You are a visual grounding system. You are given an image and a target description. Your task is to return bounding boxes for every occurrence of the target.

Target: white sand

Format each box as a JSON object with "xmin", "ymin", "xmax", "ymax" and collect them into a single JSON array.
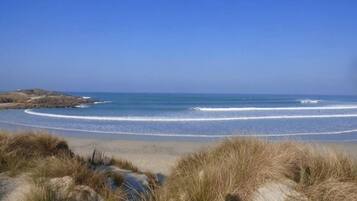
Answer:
[
  {"xmin": 64, "ymin": 137, "xmax": 357, "ymax": 175},
  {"xmin": 66, "ymin": 137, "xmax": 213, "ymax": 174}
]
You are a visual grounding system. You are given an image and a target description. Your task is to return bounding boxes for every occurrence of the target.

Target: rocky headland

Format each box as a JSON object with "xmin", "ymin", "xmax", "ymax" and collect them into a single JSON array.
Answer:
[{"xmin": 0, "ymin": 89, "xmax": 93, "ymax": 109}]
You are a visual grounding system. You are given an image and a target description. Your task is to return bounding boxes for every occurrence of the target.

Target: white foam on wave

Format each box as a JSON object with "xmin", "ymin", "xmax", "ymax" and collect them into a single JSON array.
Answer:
[
  {"xmin": 1, "ymin": 120, "xmax": 357, "ymax": 138},
  {"xmin": 75, "ymin": 104, "xmax": 90, "ymax": 108},
  {"xmin": 193, "ymin": 105, "xmax": 357, "ymax": 112},
  {"xmin": 82, "ymin": 96, "xmax": 91, "ymax": 99},
  {"xmin": 94, "ymin": 101, "xmax": 112, "ymax": 104},
  {"xmin": 24, "ymin": 109, "xmax": 357, "ymax": 122},
  {"xmin": 299, "ymin": 99, "xmax": 320, "ymax": 104}
]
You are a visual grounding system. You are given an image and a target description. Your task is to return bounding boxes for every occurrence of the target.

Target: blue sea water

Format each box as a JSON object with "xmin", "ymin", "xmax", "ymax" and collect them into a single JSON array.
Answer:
[{"xmin": 1, "ymin": 93, "xmax": 357, "ymax": 142}]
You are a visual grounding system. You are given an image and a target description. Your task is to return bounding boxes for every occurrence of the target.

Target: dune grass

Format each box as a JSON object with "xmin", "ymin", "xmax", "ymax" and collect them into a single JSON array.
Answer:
[
  {"xmin": 1, "ymin": 131, "xmax": 356, "ymax": 201},
  {"xmin": 88, "ymin": 149, "xmax": 159, "ymax": 189},
  {"xmin": 0, "ymin": 131, "xmax": 151, "ymax": 201},
  {"xmin": 152, "ymin": 138, "xmax": 357, "ymax": 201},
  {"xmin": 24, "ymin": 182, "xmax": 71, "ymax": 201},
  {"xmin": 296, "ymin": 147, "xmax": 357, "ymax": 201},
  {"xmin": 0, "ymin": 131, "xmax": 72, "ymax": 175},
  {"xmin": 30, "ymin": 156, "xmax": 120, "ymax": 198}
]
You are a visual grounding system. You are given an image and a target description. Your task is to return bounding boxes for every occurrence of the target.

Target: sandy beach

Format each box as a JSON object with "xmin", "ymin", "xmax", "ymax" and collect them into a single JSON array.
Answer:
[
  {"xmin": 64, "ymin": 136, "xmax": 357, "ymax": 174},
  {"xmin": 65, "ymin": 137, "xmax": 214, "ymax": 174}
]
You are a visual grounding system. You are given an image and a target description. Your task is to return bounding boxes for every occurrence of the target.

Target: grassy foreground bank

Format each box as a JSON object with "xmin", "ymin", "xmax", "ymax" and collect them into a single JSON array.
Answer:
[{"xmin": 0, "ymin": 131, "xmax": 356, "ymax": 201}]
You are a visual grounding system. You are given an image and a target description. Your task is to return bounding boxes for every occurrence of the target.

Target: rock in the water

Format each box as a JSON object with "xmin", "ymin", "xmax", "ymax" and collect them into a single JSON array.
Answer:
[{"xmin": 252, "ymin": 180, "xmax": 307, "ymax": 201}]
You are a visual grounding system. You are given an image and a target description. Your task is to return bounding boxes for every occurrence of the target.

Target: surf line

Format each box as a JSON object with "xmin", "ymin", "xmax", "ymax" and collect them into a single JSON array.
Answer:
[
  {"xmin": 194, "ymin": 105, "xmax": 357, "ymax": 112},
  {"xmin": 1, "ymin": 120, "xmax": 357, "ymax": 138},
  {"xmin": 24, "ymin": 109, "xmax": 357, "ymax": 122}
]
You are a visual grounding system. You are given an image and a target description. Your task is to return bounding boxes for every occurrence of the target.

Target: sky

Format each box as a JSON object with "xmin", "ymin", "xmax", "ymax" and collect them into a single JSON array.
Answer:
[{"xmin": 0, "ymin": 0, "xmax": 357, "ymax": 95}]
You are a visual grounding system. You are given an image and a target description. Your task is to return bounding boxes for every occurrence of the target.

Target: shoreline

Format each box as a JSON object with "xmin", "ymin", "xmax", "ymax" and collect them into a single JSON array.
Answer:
[{"xmin": 1, "ymin": 118, "xmax": 357, "ymax": 142}]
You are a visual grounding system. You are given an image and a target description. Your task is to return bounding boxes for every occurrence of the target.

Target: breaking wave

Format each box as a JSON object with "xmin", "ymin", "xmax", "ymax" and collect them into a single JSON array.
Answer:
[
  {"xmin": 94, "ymin": 101, "xmax": 112, "ymax": 104},
  {"xmin": 75, "ymin": 104, "xmax": 90, "ymax": 108},
  {"xmin": 299, "ymin": 99, "xmax": 320, "ymax": 104},
  {"xmin": 193, "ymin": 105, "xmax": 357, "ymax": 112},
  {"xmin": 24, "ymin": 109, "xmax": 357, "ymax": 122}
]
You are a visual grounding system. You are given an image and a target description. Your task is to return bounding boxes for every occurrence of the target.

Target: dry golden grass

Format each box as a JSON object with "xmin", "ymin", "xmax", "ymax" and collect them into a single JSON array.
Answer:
[
  {"xmin": 30, "ymin": 156, "xmax": 127, "ymax": 201},
  {"xmin": 110, "ymin": 157, "xmax": 159, "ymax": 189},
  {"xmin": 2, "ymin": 131, "xmax": 356, "ymax": 201},
  {"xmin": 0, "ymin": 131, "xmax": 72, "ymax": 175},
  {"xmin": 87, "ymin": 149, "xmax": 159, "ymax": 189},
  {"xmin": 24, "ymin": 177, "xmax": 124, "ymax": 201},
  {"xmin": 0, "ymin": 131, "xmax": 71, "ymax": 157},
  {"xmin": 87, "ymin": 149, "xmax": 139, "ymax": 172},
  {"xmin": 152, "ymin": 138, "xmax": 357, "ymax": 201},
  {"xmin": 295, "ymin": 147, "xmax": 357, "ymax": 201},
  {"xmin": 111, "ymin": 158, "xmax": 140, "ymax": 172},
  {"xmin": 24, "ymin": 181, "xmax": 72, "ymax": 201},
  {"xmin": 0, "ymin": 131, "xmax": 150, "ymax": 201}
]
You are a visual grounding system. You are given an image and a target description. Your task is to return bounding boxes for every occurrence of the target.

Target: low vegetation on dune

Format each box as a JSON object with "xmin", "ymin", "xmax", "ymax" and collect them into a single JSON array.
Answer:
[
  {"xmin": 0, "ymin": 131, "xmax": 72, "ymax": 175},
  {"xmin": 1, "ymin": 131, "xmax": 356, "ymax": 201},
  {"xmin": 0, "ymin": 131, "xmax": 158, "ymax": 201},
  {"xmin": 152, "ymin": 138, "xmax": 357, "ymax": 201}
]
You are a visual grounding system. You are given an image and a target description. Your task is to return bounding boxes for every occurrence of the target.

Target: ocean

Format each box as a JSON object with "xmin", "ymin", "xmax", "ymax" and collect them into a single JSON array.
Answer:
[{"xmin": 1, "ymin": 93, "xmax": 357, "ymax": 142}]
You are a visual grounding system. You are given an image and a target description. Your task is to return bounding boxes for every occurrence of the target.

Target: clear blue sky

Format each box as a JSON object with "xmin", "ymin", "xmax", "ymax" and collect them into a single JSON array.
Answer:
[{"xmin": 1, "ymin": 0, "xmax": 356, "ymax": 95}]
